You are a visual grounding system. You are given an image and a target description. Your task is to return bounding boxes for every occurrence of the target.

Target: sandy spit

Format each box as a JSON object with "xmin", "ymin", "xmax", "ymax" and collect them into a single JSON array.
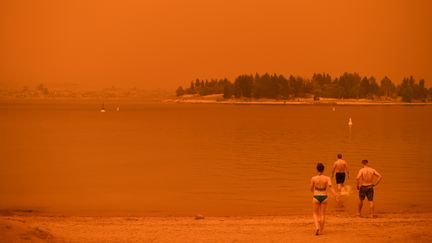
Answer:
[
  {"xmin": 163, "ymin": 99, "xmax": 432, "ymax": 106},
  {"xmin": 1, "ymin": 213, "xmax": 431, "ymax": 242}
]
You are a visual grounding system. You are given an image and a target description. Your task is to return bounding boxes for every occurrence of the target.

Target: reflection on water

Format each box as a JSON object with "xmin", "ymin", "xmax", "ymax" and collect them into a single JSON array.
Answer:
[{"xmin": 0, "ymin": 102, "xmax": 431, "ymax": 216}]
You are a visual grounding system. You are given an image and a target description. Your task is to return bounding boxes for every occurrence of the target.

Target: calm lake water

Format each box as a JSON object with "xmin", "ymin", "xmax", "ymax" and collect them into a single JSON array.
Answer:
[{"xmin": 1, "ymin": 102, "xmax": 431, "ymax": 216}]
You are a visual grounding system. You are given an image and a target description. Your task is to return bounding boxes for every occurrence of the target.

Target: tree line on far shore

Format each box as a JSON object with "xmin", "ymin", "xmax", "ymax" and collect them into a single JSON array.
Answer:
[{"xmin": 176, "ymin": 73, "xmax": 431, "ymax": 102}]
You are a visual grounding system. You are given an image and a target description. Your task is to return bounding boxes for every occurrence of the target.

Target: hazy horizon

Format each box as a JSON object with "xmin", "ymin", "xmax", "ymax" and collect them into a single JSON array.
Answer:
[{"xmin": 1, "ymin": 0, "xmax": 431, "ymax": 90}]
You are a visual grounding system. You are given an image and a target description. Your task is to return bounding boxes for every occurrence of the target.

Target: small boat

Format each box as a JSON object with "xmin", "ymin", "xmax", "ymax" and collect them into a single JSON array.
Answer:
[
  {"xmin": 348, "ymin": 117, "xmax": 353, "ymax": 126},
  {"xmin": 100, "ymin": 104, "xmax": 106, "ymax": 113}
]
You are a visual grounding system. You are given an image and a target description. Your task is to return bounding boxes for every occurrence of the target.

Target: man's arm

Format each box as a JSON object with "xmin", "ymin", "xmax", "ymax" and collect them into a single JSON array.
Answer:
[
  {"xmin": 331, "ymin": 162, "xmax": 336, "ymax": 178},
  {"xmin": 356, "ymin": 169, "xmax": 362, "ymax": 190},
  {"xmin": 373, "ymin": 170, "xmax": 383, "ymax": 186}
]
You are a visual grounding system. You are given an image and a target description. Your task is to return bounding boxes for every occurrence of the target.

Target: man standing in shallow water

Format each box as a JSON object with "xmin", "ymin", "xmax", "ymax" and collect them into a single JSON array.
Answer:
[
  {"xmin": 332, "ymin": 154, "xmax": 349, "ymax": 194},
  {"xmin": 356, "ymin": 159, "xmax": 383, "ymax": 217}
]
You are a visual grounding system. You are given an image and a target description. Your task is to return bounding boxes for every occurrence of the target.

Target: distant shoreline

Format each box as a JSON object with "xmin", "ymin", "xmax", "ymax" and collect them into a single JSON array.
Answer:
[
  {"xmin": 164, "ymin": 95, "xmax": 432, "ymax": 106},
  {"xmin": 1, "ymin": 97, "xmax": 431, "ymax": 106}
]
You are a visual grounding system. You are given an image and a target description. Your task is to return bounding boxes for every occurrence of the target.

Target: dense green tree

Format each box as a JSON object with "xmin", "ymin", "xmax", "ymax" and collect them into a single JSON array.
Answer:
[
  {"xmin": 310, "ymin": 73, "xmax": 333, "ymax": 97},
  {"xmin": 336, "ymin": 73, "xmax": 361, "ymax": 98},
  {"xmin": 176, "ymin": 86, "xmax": 185, "ymax": 97},
  {"xmin": 36, "ymin": 83, "xmax": 49, "ymax": 96},
  {"xmin": 253, "ymin": 73, "xmax": 274, "ymax": 98},
  {"xmin": 234, "ymin": 74, "xmax": 253, "ymax": 98},
  {"xmin": 398, "ymin": 76, "xmax": 415, "ymax": 102},
  {"xmin": 359, "ymin": 77, "xmax": 370, "ymax": 98},
  {"xmin": 380, "ymin": 76, "xmax": 395, "ymax": 97},
  {"xmin": 309, "ymin": 73, "xmax": 324, "ymax": 97},
  {"xmin": 176, "ymin": 73, "xmax": 429, "ymax": 102},
  {"xmin": 189, "ymin": 81, "xmax": 196, "ymax": 94},
  {"xmin": 369, "ymin": 77, "xmax": 380, "ymax": 98},
  {"xmin": 223, "ymin": 81, "xmax": 234, "ymax": 98},
  {"xmin": 415, "ymin": 79, "xmax": 428, "ymax": 100},
  {"xmin": 278, "ymin": 74, "xmax": 289, "ymax": 99},
  {"xmin": 195, "ymin": 79, "xmax": 200, "ymax": 89}
]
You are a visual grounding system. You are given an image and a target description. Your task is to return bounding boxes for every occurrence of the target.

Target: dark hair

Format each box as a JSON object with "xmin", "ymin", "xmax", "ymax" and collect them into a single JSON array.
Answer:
[
  {"xmin": 316, "ymin": 163, "xmax": 325, "ymax": 172},
  {"xmin": 337, "ymin": 154, "xmax": 342, "ymax": 159},
  {"xmin": 362, "ymin": 159, "xmax": 368, "ymax": 164}
]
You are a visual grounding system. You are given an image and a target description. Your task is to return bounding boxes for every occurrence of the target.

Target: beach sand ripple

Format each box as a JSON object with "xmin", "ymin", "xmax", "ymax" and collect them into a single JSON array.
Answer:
[{"xmin": 1, "ymin": 213, "xmax": 431, "ymax": 242}]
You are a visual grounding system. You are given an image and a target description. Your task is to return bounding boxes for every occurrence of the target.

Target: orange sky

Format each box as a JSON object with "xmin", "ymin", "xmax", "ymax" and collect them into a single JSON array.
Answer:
[{"xmin": 1, "ymin": 0, "xmax": 431, "ymax": 89}]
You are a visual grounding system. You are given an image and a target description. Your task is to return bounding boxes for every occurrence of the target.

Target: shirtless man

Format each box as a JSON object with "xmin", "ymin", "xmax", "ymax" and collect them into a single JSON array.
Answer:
[
  {"xmin": 356, "ymin": 159, "xmax": 383, "ymax": 217},
  {"xmin": 331, "ymin": 154, "xmax": 349, "ymax": 193}
]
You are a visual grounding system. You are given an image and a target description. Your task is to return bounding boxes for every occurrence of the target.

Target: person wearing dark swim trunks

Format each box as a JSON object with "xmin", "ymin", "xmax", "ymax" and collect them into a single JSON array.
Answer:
[
  {"xmin": 310, "ymin": 163, "xmax": 338, "ymax": 235},
  {"xmin": 359, "ymin": 185, "xmax": 374, "ymax": 201},
  {"xmin": 356, "ymin": 159, "xmax": 382, "ymax": 217},
  {"xmin": 335, "ymin": 172, "xmax": 345, "ymax": 184},
  {"xmin": 331, "ymin": 154, "xmax": 349, "ymax": 194}
]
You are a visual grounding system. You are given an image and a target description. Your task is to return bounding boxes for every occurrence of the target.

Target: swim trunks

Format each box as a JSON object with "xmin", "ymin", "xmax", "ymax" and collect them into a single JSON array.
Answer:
[
  {"xmin": 359, "ymin": 185, "xmax": 374, "ymax": 201},
  {"xmin": 313, "ymin": 195, "xmax": 328, "ymax": 203},
  {"xmin": 335, "ymin": 172, "xmax": 346, "ymax": 184}
]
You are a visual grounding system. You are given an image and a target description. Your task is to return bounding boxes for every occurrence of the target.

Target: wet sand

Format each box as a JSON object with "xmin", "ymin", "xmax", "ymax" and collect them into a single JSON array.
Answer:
[{"xmin": 1, "ymin": 212, "xmax": 431, "ymax": 242}]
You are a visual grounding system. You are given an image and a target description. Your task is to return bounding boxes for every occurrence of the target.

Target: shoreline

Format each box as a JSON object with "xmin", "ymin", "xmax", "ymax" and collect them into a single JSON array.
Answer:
[
  {"xmin": 1, "ymin": 98, "xmax": 431, "ymax": 106},
  {"xmin": 164, "ymin": 96, "xmax": 432, "ymax": 106},
  {"xmin": 1, "ymin": 212, "xmax": 431, "ymax": 242}
]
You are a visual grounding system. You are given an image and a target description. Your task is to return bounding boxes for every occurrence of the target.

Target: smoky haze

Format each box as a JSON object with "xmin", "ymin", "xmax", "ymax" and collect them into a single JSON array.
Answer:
[{"xmin": 1, "ymin": 0, "xmax": 431, "ymax": 90}]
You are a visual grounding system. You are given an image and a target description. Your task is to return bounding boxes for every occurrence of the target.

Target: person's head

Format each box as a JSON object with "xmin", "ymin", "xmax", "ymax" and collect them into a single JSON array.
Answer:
[
  {"xmin": 337, "ymin": 154, "xmax": 342, "ymax": 159},
  {"xmin": 316, "ymin": 162, "xmax": 325, "ymax": 173},
  {"xmin": 362, "ymin": 159, "xmax": 368, "ymax": 165}
]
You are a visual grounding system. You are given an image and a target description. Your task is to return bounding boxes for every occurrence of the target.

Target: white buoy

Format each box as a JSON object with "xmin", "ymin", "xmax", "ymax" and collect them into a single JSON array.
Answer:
[
  {"xmin": 100, "ymin": 104, "xmax": 106, "ymax": 112},
  {"xmin": 116, "ymin": 107, "xmax": 120, "ymax": 112},
  {"xmin": 348, "ymin": 117, "xmax": 353, "ymax": 126},
  {"xmin": 332, "ymin": 107, "xmax": 336, "ymax": 112}
]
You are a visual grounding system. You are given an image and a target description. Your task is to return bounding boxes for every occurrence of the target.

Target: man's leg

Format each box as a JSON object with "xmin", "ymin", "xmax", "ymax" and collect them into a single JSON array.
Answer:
[
  {"xmin": 340, "ymin": 183, "xmax": 346, "ymax": 195},
  {"xmin": 367, "ymin": 187, "xmax": 375, "ymax": 217},
  {"xmin": 335, "ymin": 174, "xmax": 341, "ymax": 192},
  {"xmin": 358, "ymin": 187, "xmax": 366, "ymax": 216},
  {"xmin": 369, "ymin": 201, "xmax": 374, "ymax": 217},
  {"xmin": 340, "ymin": 173, "xmax": 346, "ymax": 193},
  {"xmin": 357, "ymin": 199, "xmax": 363, "ymax": 216}
]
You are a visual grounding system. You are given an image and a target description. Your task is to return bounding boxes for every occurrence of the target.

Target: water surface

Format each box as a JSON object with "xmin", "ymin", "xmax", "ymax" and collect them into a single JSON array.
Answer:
[{"xmin": 0, "ymin": 102, "xmax": 431, "ymax": 216}]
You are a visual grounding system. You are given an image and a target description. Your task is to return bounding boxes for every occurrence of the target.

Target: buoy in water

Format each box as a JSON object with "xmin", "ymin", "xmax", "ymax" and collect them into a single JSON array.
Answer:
[
  {"xmin": 332, "ymin": 107, "xmax": 336, "ymax": 112},
  {"xmin": 348, "ymin": 117, "xmax": 353, "ymax": 126}
]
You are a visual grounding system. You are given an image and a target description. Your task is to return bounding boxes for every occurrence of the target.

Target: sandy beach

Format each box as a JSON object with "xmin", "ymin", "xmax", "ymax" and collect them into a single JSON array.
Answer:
[{"xmin": 1, "ymin": 211, "xmax": 431, "ymax": 243}]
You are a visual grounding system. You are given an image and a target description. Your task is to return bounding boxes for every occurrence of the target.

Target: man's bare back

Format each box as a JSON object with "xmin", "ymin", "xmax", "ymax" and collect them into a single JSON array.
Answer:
[
  {"xmin": 332, "ymin": 154, "xmax": 349, "ymax": 190},
  {"xmin": 333, "ymin": 159, "xmax": 348, "ymax": 173},
  {"xmin": 357, "ymin": 167, "xmax": 381, "ymax": 186},
  {"xmin": 356, "ymin": 160, "xmax": 383, "ymax": 217}
]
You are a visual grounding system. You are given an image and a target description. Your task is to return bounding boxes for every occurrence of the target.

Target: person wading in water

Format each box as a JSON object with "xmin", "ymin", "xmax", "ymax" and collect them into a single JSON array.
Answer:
[
  {"xmin": 356, "ymin": 159, "xmax": 383, "ymax": 218},
  {"xmin": 332, "ymin": 153, "xmax": 349, "ymax": 194}
]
